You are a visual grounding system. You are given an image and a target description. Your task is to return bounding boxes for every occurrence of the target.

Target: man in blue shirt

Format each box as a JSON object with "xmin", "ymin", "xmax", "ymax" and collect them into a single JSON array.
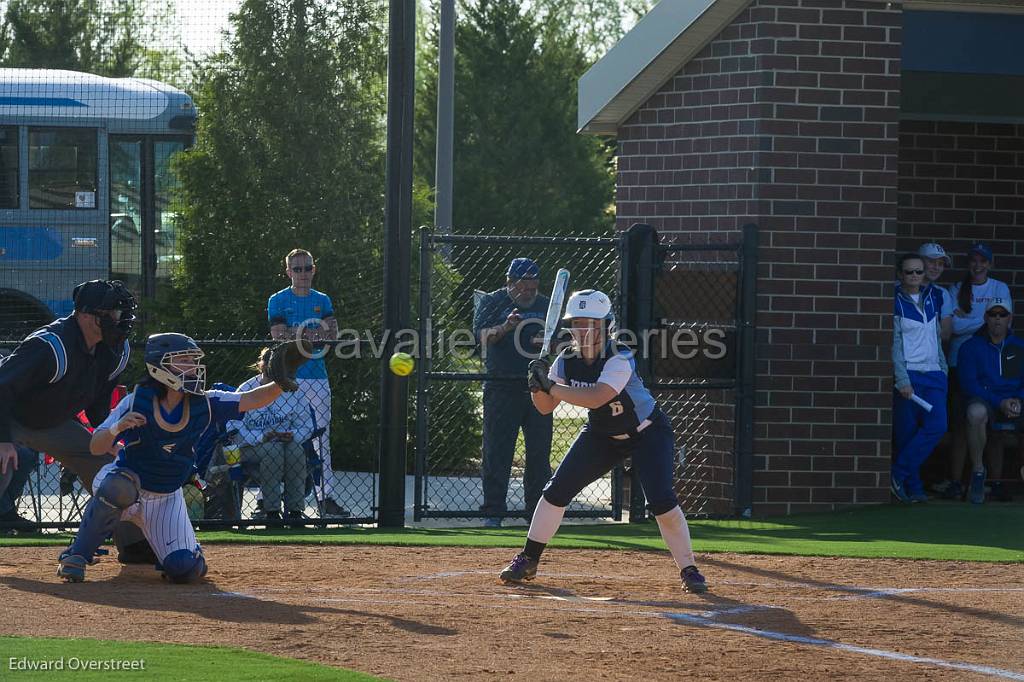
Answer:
[
  {"xmin": 473, "ymin": 258, "xmax": 554, "ymax": 527},
  {"xmin": 268, "ymin": 249, "xmax": 346, "ymax": 517},
  {"xmin": 956, "ymin": 297, "xmax": 1024, "ymax": 504}
]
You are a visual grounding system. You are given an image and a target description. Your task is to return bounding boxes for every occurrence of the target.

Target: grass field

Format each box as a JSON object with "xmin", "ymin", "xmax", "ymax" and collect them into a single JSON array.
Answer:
[
  {"xmin": 0, "ymin": 637, "xmax": 383, "ymax": 681},
  {"xmin": 4, "ymin": 502, "xmax": 1022, "ymax": 562}
]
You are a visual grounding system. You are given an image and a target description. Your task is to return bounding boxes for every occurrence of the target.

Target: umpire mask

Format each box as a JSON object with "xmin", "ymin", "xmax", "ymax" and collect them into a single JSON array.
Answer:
[{"xmin": 73, "ymin": 280, "xmax": 137, "ymax": 346}]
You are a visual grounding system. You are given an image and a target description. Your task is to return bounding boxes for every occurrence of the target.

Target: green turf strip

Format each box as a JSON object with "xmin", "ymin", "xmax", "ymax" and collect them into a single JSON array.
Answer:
[
  {"xmin": 0, "ymin": 636, "xmax": 383, "ymax": 681},
  {"xmin": 3, "ymin": 502, "xmax": 1021, "ymax": 562}
]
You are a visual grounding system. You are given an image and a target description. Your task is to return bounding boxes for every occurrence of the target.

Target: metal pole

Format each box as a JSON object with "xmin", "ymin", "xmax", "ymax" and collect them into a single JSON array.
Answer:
[
  {"xmin": 378, "ymin": 0, "xmax": 416, "ymax": 528},
  {"xmin": 434, "ymin": 0, "xmax": 455, "ymax": 230},
  {"xmin": 414, "ymin": 227, "xmax": 433, "ymax": 521},
  {"xmin": 734, "ymin": 223, "xmax": 758, "ymax": 518}
]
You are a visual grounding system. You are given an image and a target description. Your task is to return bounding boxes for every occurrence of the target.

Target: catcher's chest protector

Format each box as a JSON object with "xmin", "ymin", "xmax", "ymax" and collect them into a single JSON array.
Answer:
[{"xmin": 119, "ymin": 385, "xmax": 213, "ymax": 493}]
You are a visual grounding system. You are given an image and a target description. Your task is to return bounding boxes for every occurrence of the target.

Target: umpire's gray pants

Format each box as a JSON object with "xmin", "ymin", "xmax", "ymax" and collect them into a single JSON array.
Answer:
[
  {"xmin": 10, "ymin": 419, "xmax": 147, "ymax": 546},
  {"xmin": 10, "ymin": 419, "xmax": 112, "ymax": 489},
  {"xmin": 241, "ymin": 441, "xmax": 307, "ymax": 513}
]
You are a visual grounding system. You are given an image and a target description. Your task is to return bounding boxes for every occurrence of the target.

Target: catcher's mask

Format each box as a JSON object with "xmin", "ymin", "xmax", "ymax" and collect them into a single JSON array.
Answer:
[{"xmin": 145, "ymin": 333, "xmax": 206, "ymax": 395}]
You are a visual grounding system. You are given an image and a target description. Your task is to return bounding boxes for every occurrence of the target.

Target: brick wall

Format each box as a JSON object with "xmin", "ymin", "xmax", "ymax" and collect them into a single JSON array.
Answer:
[
  {"xmin": 897, "ymin": 121, "xmax": 1024, "ymax": 305},
  {"xmin": 615, "ymin": 0, "xmax": 901, "ymax": 514}
]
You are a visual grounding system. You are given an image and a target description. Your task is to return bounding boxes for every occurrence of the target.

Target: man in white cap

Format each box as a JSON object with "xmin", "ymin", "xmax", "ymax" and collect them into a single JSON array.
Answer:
[{"xmin": 956, "ymin": 297, "xmax": 1023, "ymax": 503}]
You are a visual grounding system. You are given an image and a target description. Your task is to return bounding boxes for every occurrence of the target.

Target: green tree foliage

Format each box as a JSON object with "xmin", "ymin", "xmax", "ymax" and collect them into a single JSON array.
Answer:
[
  {"xmin": 0, "ymin": 0, "xmax": 179, "ymax": 79},
  {"xmin": 415, "ymin": 0, "xmax": 615, "ymax": 235},
  {"xmin": 170, "ymin": 0, "xmax": 386, "ymax": 335}
]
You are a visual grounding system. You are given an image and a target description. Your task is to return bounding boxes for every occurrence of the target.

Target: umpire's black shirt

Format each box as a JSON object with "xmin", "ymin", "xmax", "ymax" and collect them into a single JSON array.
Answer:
[{"xmin": 0, "ymin": 315, "xmax": 129, "ymax": 441}]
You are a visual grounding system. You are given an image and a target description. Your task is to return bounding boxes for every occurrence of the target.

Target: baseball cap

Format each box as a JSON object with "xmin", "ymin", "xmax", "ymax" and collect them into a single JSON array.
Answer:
[
  {"xmin": 506, "ymin": 257, "xmax": 540, "ymax": 281},
  {"xmin": 985, "ymin": 297, "xmax": 1012, "ymax": 315},
  {"xmin": 918, "ymin": 242, "xmax": 951, "ymax": 266},
  {"xmin": 969, "ymin": 242, "xmax": 994, "ymax": 262}
]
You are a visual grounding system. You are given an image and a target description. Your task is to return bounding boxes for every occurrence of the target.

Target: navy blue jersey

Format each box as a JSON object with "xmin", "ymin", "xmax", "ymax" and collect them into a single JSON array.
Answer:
[
  {"xmin": 550, "ymin": 341, "xmax": 657, "ymax": 437},
  {"xmin": 99, "ymin": 386, "xmax": 243, "ymax": 493}
]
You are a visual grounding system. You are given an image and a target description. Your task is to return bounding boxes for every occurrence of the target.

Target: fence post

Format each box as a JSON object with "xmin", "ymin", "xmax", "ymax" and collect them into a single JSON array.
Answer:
[
  {"xmin": 378, "ymin": 0, "xmax": 416, "ymax": 528},
  {"xmin": 734, "ymin": 223, "xmax": 758, "ymax": 518},
  {"xmin": 414, "ymin": 227, "xmax": 433, "ymax": 521},
  {"xmin": 622, "ymin": 223, "xmax": 659, "ymax": 523}
]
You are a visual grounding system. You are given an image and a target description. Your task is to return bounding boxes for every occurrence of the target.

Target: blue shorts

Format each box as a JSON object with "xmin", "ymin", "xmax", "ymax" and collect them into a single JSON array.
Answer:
[{"xmin": 543, "ymin": 410, "xmax": 679, "ymax": 515}]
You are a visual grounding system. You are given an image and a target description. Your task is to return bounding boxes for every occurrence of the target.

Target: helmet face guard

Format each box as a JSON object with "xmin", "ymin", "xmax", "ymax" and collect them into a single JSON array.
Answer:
[
  {"xmin": 146, "ymin": 348, "xmax": 206, "ymax": 395},
  {"xmin": 74, "ymin": 280, "xmax": 137, "ymax": 346}
]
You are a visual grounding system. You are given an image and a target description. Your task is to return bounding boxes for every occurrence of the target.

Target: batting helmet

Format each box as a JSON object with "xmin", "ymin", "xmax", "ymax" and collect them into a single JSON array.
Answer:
[{"xmin": 563, "ymin": 289, "xmax": 614, "ymax": 321}]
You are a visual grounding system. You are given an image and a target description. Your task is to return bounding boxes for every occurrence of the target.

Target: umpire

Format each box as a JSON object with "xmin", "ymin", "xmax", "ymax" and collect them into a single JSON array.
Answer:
[
  {"xmin": 473, "ymin": 258, "xmax": 554, "ymax": 527},
  {"xmin": 0, "ymin": 280, "xmax": 142, "ymax": 544}
]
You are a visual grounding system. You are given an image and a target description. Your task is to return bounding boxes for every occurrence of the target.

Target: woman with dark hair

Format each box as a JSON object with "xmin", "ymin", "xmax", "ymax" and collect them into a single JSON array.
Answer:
[{"xmin": 945, "ymin": 243, "xmax": 1010, "ymax": 499}]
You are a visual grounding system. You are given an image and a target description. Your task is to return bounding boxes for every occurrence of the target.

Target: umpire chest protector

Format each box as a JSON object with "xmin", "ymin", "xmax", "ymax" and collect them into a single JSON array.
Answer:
[
  {"xmin": 560, "ymin": 342, "xmax": 652, "ymax": 437},
  {"xmin": 119, "ymin": 385, "xmax": 212, "ymax": 493}
]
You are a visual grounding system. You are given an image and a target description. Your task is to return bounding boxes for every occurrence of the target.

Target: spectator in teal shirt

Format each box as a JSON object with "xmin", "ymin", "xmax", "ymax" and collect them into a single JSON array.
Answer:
[{"xmin": 268, "ymin": 248, "xmax": 347, "ymax": 517}]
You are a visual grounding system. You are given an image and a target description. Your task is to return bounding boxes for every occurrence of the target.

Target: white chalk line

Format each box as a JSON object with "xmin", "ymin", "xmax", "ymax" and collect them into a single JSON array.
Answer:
[
  {"xmin": 663, "ymin": 612, "xmax": 1024, "ymax": 681},
  {"xmin": 213, "ymin": 585, "xmax": 1024, "ymax": 680}
]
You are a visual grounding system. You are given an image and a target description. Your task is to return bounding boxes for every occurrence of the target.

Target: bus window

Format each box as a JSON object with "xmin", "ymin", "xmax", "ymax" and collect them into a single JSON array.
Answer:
[
  {"xmin": 0, "ymin": 126, "xmax": 17, "ymax": 208},
  {"xmin": 109, "ymin": 137, "xmax": 143, "ymax": 294},
  {"xmin": 154, "ymin": 140, "xmax": 185, "ymax": 280},
  {"xmin": 28, "ymin": 128, "xmax": 97, "ymax": 209}
]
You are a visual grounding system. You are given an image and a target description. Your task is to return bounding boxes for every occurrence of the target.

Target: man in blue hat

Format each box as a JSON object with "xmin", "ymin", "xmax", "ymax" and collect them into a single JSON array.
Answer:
[{"xmin": 473, "ymin": 258, "xmax": 555, "ymax": 527}]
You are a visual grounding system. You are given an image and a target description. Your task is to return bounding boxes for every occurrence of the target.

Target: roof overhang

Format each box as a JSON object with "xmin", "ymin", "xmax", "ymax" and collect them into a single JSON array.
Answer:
[{"xmin": 579, "ymin": 0, "xmax": 1024, "ymax": 136}]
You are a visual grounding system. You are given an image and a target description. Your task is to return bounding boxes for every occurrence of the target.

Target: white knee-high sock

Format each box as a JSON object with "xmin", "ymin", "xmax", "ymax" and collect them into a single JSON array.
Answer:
[
  {"xmin": 526, "ymin": 497, "xmax": 566, "ymax": 545},
  {"xmin": 655, "ymin": 506, "xmax": 696, "ymax": 570}
]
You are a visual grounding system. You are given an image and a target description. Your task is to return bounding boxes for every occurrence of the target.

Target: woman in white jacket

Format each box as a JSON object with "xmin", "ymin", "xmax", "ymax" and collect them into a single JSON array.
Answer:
[{"xmin": 228, "ymin": 349, "xmax": 311, "ymax": 523}]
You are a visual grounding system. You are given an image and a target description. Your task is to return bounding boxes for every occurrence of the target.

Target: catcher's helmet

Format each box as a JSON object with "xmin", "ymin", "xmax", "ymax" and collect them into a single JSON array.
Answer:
[{"xmin": 145, "ymin": 333, "xmax": 206, "ymax": 395}]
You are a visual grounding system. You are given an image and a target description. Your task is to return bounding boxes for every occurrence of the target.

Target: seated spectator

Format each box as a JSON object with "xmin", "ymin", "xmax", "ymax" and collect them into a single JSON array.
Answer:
[
  {"xmin": 0, "ymin": 445, "xmax": 39, "ymax": 530},
  {"xmin": 956, "ymin": 298, "xmax": 1024, "ymax": 504},
  {"xmin": 227, "ymin": 349, "xmax": 310, "ymax": 524},
  {"xmin": 892, "ymin": 254, "xmax": 948, "ymax": 503},
  {"xmin": 944, "ymin": 242, "xmax": 1011, "ymax": 499}
]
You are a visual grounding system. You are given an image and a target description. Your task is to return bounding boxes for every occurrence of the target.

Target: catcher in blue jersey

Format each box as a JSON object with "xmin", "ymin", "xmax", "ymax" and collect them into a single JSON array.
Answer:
[
  {"xmin": 499, "ymin": 290, "xmax": 708, "ymax": 594},
  {"xmin": 56, "ymin": 333, "xmax": 310, "ymax": 583}
]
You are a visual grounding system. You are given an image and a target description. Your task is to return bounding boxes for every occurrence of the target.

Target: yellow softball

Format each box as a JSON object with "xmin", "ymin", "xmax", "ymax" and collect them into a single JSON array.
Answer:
[{"xmin": 389, "ymin": 352, "xmax": 415, "ymax": 377}]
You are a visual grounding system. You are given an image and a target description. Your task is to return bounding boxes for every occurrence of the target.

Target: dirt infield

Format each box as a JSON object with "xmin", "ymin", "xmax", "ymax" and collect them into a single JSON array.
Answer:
[{"xmin": 2, "ymin": 545, "xmax": 1022, "ymax": 680}]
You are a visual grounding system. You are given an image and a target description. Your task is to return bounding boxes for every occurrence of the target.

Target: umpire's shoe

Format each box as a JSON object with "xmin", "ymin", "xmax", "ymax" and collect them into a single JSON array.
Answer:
[
  {"xmin": 57, "ymin": 552, "xmax": 87, "ymax": 583},
  {"xmin": 118, "ymin": 539, "xmax": 159, "ymax": 565},
  {"xmin": 682, "ymin": 565, "xmax": 708, "ymax": 594},
  {"xmin": 499, "ymin": 552, "xmax": 538, "ymax": 583}
]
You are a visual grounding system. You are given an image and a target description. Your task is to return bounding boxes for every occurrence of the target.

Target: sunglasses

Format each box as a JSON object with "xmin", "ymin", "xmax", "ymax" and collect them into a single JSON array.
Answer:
[
  {"xmin": 902, "ymin": 269, "xmax": 924, "ymax": 275},
  {"xmin": 986, "ymin": 311, "xmax": 1010, "ymax": 319},
  {"xmin": 290, "ymin": 265, "xmax": 314, "ymax": 273}
]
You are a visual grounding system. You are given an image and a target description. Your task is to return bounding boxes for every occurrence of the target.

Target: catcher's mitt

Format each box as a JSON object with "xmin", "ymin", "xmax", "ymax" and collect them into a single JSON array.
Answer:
[{"xmin": 266, "ymin": 339, "xmax": 313, "ymax": 392}]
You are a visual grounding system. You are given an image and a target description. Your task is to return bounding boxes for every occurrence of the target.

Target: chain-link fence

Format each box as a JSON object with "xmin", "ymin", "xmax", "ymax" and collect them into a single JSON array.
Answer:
[
  {"xmin": 0, "ymin": 336, "xmax": 377, "ymax": 530},
  {"xmin": 652, "ymin": 246, "xmax": 744, "ymax": 517},
  {"xmin": 414, "ymin": 227, "xmax": 623, "ymax": 523}
]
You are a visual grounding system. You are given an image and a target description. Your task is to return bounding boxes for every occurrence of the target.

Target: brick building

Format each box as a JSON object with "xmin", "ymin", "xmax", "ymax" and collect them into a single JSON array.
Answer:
[{"xmin": 579, "ymin": 0, "xmax": 1024, "ymax": 514}]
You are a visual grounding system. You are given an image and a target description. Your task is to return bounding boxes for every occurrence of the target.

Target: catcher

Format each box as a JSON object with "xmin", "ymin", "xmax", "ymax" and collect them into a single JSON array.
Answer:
[{"xmin": 56, "ymin": 333, "xmax": 311, "ymax": 583}]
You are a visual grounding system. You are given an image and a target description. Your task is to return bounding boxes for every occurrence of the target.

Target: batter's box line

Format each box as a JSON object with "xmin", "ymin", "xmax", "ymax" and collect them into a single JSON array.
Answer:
[
  {"xmin": 663, "ymin": 611, "xmax": 1024, "ymax": 681},
  {"xmin": 827, "ymin": 587, "xmax": 1024, "ymax": 601}
]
